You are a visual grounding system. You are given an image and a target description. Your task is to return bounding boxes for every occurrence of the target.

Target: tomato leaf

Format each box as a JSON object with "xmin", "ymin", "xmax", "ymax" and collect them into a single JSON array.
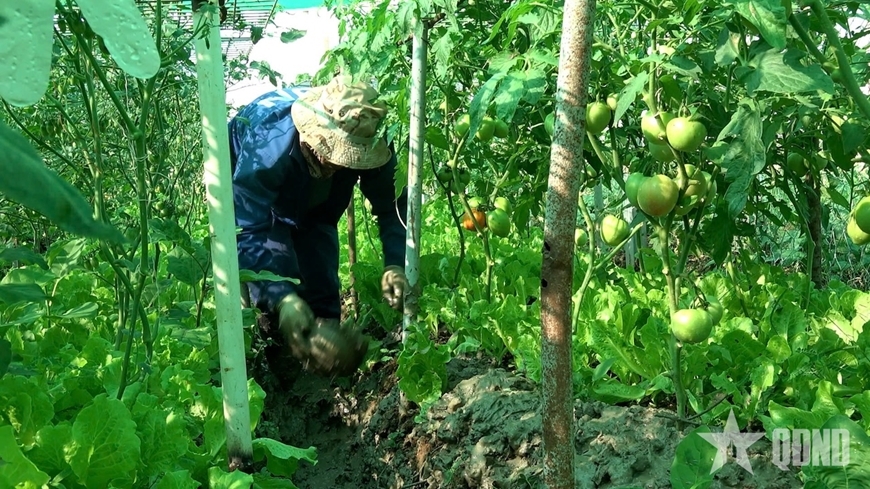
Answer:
[
  {"xmin": 0, "ymin": 121, "xmax": 124, "ymax": 243},
  {"xmin": 731, "ymin": 0, "xmax": 788, "ymax": 50},
  {"xmin": 745, "ymin": 48, "xmax": 835, "ymax": 95},
  {"xmin": 715, "ymin": 28, "xmax": 741, "ymax": 66},
  {"xmin": 493, "ymin": 70, "xmax": 526, "ymax": 122},
  {"xmin": 707, "ymin": 100, "xmax": 765, "ymax": 217},
  {"xmin": 613, "ymin": 72, "xmax": 648, "ymax": 123},
  {"xmin": 521, "ymin": 67, "xmax": 547, "ymax": 105}
]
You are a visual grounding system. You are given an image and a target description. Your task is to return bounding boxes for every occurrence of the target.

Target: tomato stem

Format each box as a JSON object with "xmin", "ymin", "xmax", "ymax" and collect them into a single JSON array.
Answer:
[{"xmin": 803, "ymin": 1, "xmax": 870, "ymax": 119}]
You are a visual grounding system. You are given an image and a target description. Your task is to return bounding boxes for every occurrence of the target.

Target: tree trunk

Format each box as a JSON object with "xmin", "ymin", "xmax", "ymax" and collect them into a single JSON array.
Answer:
[
  {"xmin": 541, "ymin": 0, "xmax": 596, "ymax": 487},
  {"xmin": 346, "ymin": 192, "xmax": 358, "ymax": 319}
]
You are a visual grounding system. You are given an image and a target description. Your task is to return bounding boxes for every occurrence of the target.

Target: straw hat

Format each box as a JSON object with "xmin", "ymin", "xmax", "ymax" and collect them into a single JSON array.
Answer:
[{"xmin": 291, "ymin": 75, "xmax": 392, "ymax": 170}]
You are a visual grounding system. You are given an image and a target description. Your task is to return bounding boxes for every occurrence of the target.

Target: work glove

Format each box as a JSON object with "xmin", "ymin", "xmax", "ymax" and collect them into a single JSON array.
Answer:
[
  {"xmin": 277, "ymin": 294, "xmax": 366, "ymax": 376},
  {"xmin": 381, "ymin": 265, "xmax": 408, "ymax": 310}
]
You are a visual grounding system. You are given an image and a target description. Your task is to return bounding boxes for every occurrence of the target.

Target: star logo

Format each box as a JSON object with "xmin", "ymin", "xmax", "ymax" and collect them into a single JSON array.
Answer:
[{"xmin": 699, "ymin": 409, "xmax": 765, "ymax": 474}]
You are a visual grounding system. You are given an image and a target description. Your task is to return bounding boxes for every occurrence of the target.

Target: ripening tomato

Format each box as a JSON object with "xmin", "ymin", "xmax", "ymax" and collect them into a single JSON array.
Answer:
[
  {"xmin": 637, "ymin": 174, "xmax": 679, "ymax": 217},
  {"xmin": 462, "ymin": 209, "xmax": 487, "ymax": 230}
]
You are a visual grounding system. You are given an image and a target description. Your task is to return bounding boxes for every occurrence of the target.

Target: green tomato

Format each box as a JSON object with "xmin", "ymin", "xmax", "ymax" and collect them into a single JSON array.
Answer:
[
  {"xmin": 606, "ymin": 94, "xmax": 618, "ymax": 112},
  {"xmin": 586, "ymin": 102, "xmax": 612, "ymax": 135},
  {"xmin": 600, "ymin": 214, "xmax": 629, "ymax": 246},
  {"xmin": 544, "ymin": 112, "xmax": 555, "ymax": 138},
  {"xmin": 436, "ymin": 166, "xmax": 453, "ymax": 183},
  {"xmin": 641, "ymin": 110, "xmax": 673, "ymax": 143},
  {"xmin": 648, "ymin": 140, "xmax": 675, "ymax": 163},
  {"xmin": 487, "ymin": 208, "xmax": 511, "ymax": 237},
  {"xmin": 575, "ymin": 227, "xmax": 588, "ymax": 247},
  {"xmin": 852, "ymin": 196, "xmax": 870, "ymax": 234},
  {"xmin": 674, "ymin": 164, "xmax": 708, "ymax": 199},
  {"xmin": 706, "ymin": 295, "xmax": 724, "ymax": 325},
  {"xmin": 625, "ymin": 172, "xmax": 647, "ymax": 208},
  {"xmin": 494, "ymin": 196, "xmax": 512, "ymax": 214},
  {"xmin": 477, "ymin": 117, "xmax": 496, "ymax": 142},
  {"xmin": 847, "ymin": 216, "xmax": 870, "ymax": 246},
  {"xmin": 666, "ymin": 117, "xmax": 707, "ymax": 152},
  {"xmin": 787, "ymin": 152, "xmax": 808, "ymax": 177},
  {"xmin": 494, "ymin": 119, "xmax": 509, "ymax": 138},
  {"xmin": 671, "ymin": 308, "xmax": 714, "ymax": 344},
  {"xmin": 455, "ymin": 114, "xmax": 471, "ymax": 137}
]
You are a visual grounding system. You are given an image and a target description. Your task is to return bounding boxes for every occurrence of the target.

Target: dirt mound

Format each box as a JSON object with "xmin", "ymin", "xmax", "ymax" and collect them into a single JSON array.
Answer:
[{"xmin": 253, "ymin": 354, "xmax": 801, "ymax": 488}]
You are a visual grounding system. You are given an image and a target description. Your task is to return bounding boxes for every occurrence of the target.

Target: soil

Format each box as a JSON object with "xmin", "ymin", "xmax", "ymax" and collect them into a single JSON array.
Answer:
[{"xmin": 250, "ymin": 339, "xmax": 803, "ymax": 489}]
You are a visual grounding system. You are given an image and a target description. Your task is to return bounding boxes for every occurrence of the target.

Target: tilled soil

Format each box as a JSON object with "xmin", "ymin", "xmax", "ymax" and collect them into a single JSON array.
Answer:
[{"xmin": 252, "ymin": 347, "xmax": 802, "ymax": 489}]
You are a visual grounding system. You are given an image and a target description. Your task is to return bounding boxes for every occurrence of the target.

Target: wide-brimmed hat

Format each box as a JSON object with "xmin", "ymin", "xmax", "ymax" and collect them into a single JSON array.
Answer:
[{"xmin": 291, "ymin": 75, "xmax": 392, "ymax": 170}]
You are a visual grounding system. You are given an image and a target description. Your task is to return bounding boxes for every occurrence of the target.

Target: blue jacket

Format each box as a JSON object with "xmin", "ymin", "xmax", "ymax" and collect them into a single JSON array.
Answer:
[{"xmin": 229, "ymin": 87, "xmax": 408, "ymax": 311}]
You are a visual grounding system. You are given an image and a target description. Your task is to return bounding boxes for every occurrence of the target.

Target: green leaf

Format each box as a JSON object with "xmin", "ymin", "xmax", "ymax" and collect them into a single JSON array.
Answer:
[
  {"xmin": 800, "ymin": 415, "xmax": 870, "ymax": 487},
  {"xmin": 731, "ymin": 0, "xmax": 787, "ymax": 49},
  {"xmin": 715, "ymin": 28, "xmax": 740, "ymax": 66},
  {"xmin": 670, "ymin": 426, "xmax": 716, "ymax": 489},
  {"xmin": 0, "ymin": 247, "xmax": 47, "ymax": 269},
  {"xmin": 74, "ymin": 0, "xmax": 160, "ymax": 79},
  {"xmin": 824, "ymin": 186, "xmax": 851, "ymax": 210},
  {"xmin": 425, "ymin": 126, "xmax": 450, "ymax": 150},
  {"xmin": 252, "ymin": 438, "xmax": 318, "ymax": 478},
  {"xmin": 280, "ymin": 29, "xmax": 306, "ymax": 43},
  {"xmin": 208, "ymin": 465, "xmax": 255, "ymax": 489},
  {"xmin": 614, "ymin": 72, "xmax": 648, "ymax": 123},
  {"xmin": 590, "ymin": 379, "xmax": 647, "ymax": 403},
  {"xmin": 0, "ymin": 425, "xmax": 50, "ymax": 488},
  {"xmin": 767, "ymin": 382, "xmax": 842, "ymax": 432},
  {"xmin": 464, "ymin": 70, "xmax": 509, "ymax": 144},
  {"xmin": 27, "ymin": 423, "xmax": 73, "ymax": 476},
  {"xmin": 49, "ymin": 302, "xmax": 99, "ymax": 320},
  {"xmin": 745, "ymin": 49, "xmax": 835, "ymax": 95},
  {"xmin": 156, "ymin": 470, "xmax": 200, "ymax": 489},
  {"xmin": 0, "ymin": 0, "xmax": 55, "ymax": 106},
  {"xmin": 239, "ymin": 269, "xmax": 301, "ymax": 284},
  {"xmin": 0, "ymin": 121, "xmax": 124, "ymax": 243},
  {"xmin": 0, "ymin": 283, "xmax": 47, "ymax": 305},
  {"xmin": 840, "ymin": 120, "xmax": 867, "ymax": 155},
  {"xmin": 0, "ymin": 338, "xmax": 9, "ymax": 378},
  {"xmin": 493, "ymin": 70, "xmax": 525, "ymax": 123},
  {"xmin": 521, "ymin": 68, "xmax": 547, "ymax": 106},
  {"xmin": 431, "ymin": 32, "xmax": 454, "ymax": 79},
  {"xmin": 132, "ymin": 393, "xmax": 188, "ymax": 480},
  {"xmin": 707, "ymin": 100, "xmax": 765, "ymax": 217},
  {"xmin": 167, "ymin": 251, "xmax": 205, "ymax": 286},
  {"xmin": 252, "ymin": 473, "xmax": 301, "ymax": 489},
  {"xmin": 66, "ymin": 394, "xmax": 141, "ymax": 488},
  {"xmin": 0, "ymin": 375, "xmax": 55, "ymax": 448}
]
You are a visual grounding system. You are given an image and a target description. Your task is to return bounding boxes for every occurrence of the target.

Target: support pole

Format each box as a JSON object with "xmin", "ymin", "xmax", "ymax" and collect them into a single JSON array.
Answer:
[{"xmin": 192, "ymin": 0, "xmax": 253, "ymax": 471}]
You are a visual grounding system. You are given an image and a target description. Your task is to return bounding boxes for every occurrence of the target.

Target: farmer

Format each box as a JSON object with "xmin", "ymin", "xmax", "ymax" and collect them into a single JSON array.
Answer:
[{"xmin": 228, "ymin": 75, "xmax": 409, "ymax": 375}]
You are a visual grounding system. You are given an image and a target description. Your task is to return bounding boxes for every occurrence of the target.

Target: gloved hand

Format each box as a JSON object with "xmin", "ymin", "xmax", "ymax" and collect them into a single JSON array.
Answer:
[
  {"xmin": 381, "ymin": 265, "xmax": 408, "ymax": 310},
  {"xmin": 277, "ymin": 294, "xmax": 366, "ymax": 376},
  {"xmin": 277, "ymin": 293, "xmax": 316, "ymax": 340}
]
